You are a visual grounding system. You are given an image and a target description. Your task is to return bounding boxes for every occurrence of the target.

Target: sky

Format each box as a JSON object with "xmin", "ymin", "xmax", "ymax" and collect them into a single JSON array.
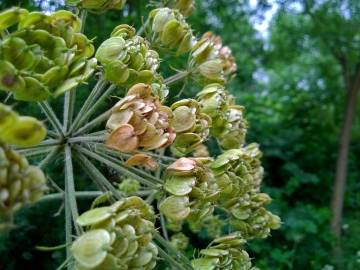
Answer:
[{"xmin": 250, "ymin": 0, "xmax": 279, "ymax": 39}]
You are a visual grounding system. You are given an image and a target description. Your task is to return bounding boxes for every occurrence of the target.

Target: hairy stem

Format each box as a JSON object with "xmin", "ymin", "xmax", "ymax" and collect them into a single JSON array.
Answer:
[
  {"xmin": 73, "ymin": 148, "xmax": 124, "ymax": 200},
  {"xmin": 39, "ymin": 146, "xmax": 62, "ymax": 169},
  {"xmin": 164, "ymin": 71, "xmax": 190, "ymax": 86},
  {"xmin": 38, "ymin": 101, "xmax": 64, "ymax": 137},
  {"xmin": 69, "ymin": 79, "xmax": 107, "ymax": 135},
  {"xmin": 39, "ymin": 191, "xmax": 103, "ymax": 203},
  {"xmin": 73, "ymin": 109, "xmax": 111, "ymax": 136},
  {"xmin": 64, "ymin": 145, "xmax": 83, "ymax": 235},
  {"xmin": 77, "ymin": 146, "xmax": 160, "ymax": 189}
]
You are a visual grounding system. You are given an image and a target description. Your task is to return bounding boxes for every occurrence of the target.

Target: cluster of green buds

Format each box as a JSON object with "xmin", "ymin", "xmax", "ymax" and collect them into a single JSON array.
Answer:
[
  {"xmin": 96, "ymin": 24, "xmax": 162, "ymax": 87},
  {"xmin": 0, "ymin": 8, "xmax": 96, "ymax": 101},
  {"xmin": 159, "ymin": 157, "xmax": 218, "ymax": 222},
  {"xmin": 66, "ymin": 0, "xmax": 127, "ymax": 12},
  {"xmin": 210, "ymin": 144, "xmax": 281, "ymax": 239},
  {"xmin": 106, "ymin": 83, "xmax": 175, "ymax": 152},
  {"xmin": 117, "ymin": 178, "xmax": 140, "ymax": 195},
  {"xmin": 72, "ymin": 196, "xmax": 158, "ymax": 270},
  {"xmin": 154, "ymin": 0, "xmax": 195, "ymax": 17},
  {"xmin": 149, "ymin": 8, "xmax": 193, "ymax": 55},
  {"xmin": 0, "ymin": 143, "xmax": 47, "ymax": 217},
  {"xmin": 170, "ymin": 99, "xmax": 211, "ymax": 156},
  {"xmin": 170, "ymin": 232, "xmax": 189, "ymax": 251},
  {"xmin": 197, "ymin": 84, "xmax": 248, "ymax": 150},
  {"xmin": 191, "ymin": 233, "xmax": 257, "ymax": 270},
  {"xmin": 0, "ymin": 103, "xmax": 46, "ymax": 147},
  {"xmin": 229, "ymin": 193, "xmax": 281, "ymax": 239}
]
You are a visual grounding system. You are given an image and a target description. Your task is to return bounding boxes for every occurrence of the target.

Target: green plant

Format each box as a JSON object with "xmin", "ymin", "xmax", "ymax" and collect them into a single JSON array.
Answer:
[{"xmin": 0, "ymin": 1, "xmax": 280, "ymax": 269}]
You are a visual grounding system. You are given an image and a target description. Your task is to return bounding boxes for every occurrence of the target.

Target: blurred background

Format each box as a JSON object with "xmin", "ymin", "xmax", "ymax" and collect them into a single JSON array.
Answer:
[{"xmin": 0, "ymin": 0, "xmax": 359, "ymax": 269}]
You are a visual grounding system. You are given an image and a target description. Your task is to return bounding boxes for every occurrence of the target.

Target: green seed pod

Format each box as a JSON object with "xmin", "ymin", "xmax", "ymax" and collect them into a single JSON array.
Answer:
[
  {"xmin": 170, "ymin": 99, "xmax": 211, "ymax": 156},
  {"xmin": 149, "ymin": 8, "xmax": 194, "ymax": 55},
  {"xmin": 197, "ymin": 84, "xmax": 248, "ymax": 149},
  {"xmin": 192, "ymin": 233, "xmax": 255, "ymax": 270},
  {"xmin": 210, "ymin": 144, "xmax": 281, "ymax": 240},
  {"xmin": 219, "ymin": 104, "xmax": 248, "ymax": 150},
  {"xmin": 96, "ymin": 25, "xmax": 160, "ymax": 87},
  {"xmin": 0, "ymin": 103, "xmax": 46, "ymax": 147},
  {"xmin": 106, "ymin": 83, "xmax": 175, "ymax": 152},
  {"xmin": 159, "ymin": 157, "xmax": 219, "ymax": 222},
  {"xmin": 190, "ymin": 31, "xmax": 237, "ymax": 84},
  {"xmin": 66, "ymin": 0, "xmax": 127, "ymax": 13},
  {"xmin": 0, "ymin": 8, "xmax": 96, "ymax": 100},
  {"xmin": 0, "ymin": 143, "xmax": 47, "ymax": 218},
  {"xmin": 72, "ymin": 196, "xmax": 158, "ymax": 270}
]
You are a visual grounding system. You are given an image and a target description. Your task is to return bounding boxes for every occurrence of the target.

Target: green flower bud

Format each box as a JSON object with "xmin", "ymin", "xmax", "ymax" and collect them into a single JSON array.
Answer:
[
  {"xmin": 118, "ymin": 178, "xmax": 140, "ymax": 195},
  {"xmin": 96, "ymin": 25, "xmax": 160, "ymax": 86},
  {"xmin": 149, "ymin": 8, "xmax": 194, "ymax": 55},
  {"xmin": 72, "ymin": 196, "xmax": 158, "ymax": 270},
  {"xmin": 0, "ymin": 8, "xmax": 96, "ymax": 100}
]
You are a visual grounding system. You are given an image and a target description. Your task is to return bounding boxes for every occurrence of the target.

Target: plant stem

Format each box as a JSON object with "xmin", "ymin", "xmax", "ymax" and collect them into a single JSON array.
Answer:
[
  {"xmin": 73, "ymin": 148, "xmax": 124, "ymax": 200},
  {"xmin": 160, "ymin": 214, "xmax": 169, "ymax": 240},
  {"xmin": 95, "ymin": 149, "xmax": 164, "ymax": 185},
  {"xmin": 157, "ymin": 244, "xmax": 193, "ymax": 270},
  {"xmin": 68, "ymin": 135, "xmax": 106, "ymax": 144},
  {"xmin": 164, "ymin": 71, "xmax": 190, "ymax": 86},
  {"xmin": 39, "ymin": 191, "xmax": 103, "ymax": 203},
  {"xmin": 137, "ymin": 17, "xmax": 149, "ymax": 36},
  {"xmin": 77, "ymin": 146, "xmax": 160, "ymax": 189},
  {"xmin": 39, "ymin": 146, "xmax": 62, "ymax": 169},
  {"xmin": 154, "ymin": 232, "xmax": 193, "ymax": 270},
  {"xmin": 63, "ymin": 89, "xmax": 77, "ymax": 133},
  {"xmin": 69, "ymin": 79, "xmax": 107, "ymax": 135},
  {"xmin": 17, "ymin": 146, "xmax": 54, "ymax": 157},
  {"xmin": 38, "ymin": 101, "xmax": 64, "ymax": 137},
  {"xmin": 64, "ymin": 145, "xmax": 83, "ymax": 235},
  {"xmin": 73, "ymin": 109, "xmax": 111, "ymax": 136},
  {"xmin": 75, "ymin": 84, "xmax": 116, "ymax": 130}
]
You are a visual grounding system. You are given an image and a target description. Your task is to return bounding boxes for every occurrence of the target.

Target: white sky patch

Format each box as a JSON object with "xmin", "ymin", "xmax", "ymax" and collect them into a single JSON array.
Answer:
[{"xmin": 250, "ymin": 0, "xmax": 279, "ymax": 39}]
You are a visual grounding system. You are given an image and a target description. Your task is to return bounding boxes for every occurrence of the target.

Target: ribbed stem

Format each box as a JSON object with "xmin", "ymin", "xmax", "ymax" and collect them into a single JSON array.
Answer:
[
  {"xmin": 164, "ymin": 71, "xmax": 190, "ymax": 86},
  {"xmin": 38, "ymin": 101, "xmax": 64, "ymax": 136}
]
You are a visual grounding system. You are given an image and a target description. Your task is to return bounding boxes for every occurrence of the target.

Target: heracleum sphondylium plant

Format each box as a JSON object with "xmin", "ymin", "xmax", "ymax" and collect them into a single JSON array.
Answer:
[{"xmin": 0, "ymin": 1, "xmax": 281, "ymax": 269}]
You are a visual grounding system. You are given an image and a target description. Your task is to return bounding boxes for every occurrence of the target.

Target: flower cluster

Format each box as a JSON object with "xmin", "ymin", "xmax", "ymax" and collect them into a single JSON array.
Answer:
[
  {"xmin": 191, "ymin": 233, "xmax": 257, "ymax": 270},
  {"xmin": 170, "ymin": 99, "xmax": 211, "ymax": 156},
  {"xmin": 0, "ymin": 103, "xmax": 46, "ymax": 147},
  {"xmin": 149, "ymin": 7, "xmax": 193, "ymax": 55},
  {"xmin": 197, "ymin": 84, "xmax": 248, "ymax": 150},
  {"xmin": 0, "ymin": 143, "xmax": 47, "ymax": 217},
  {"xmin": 190, "ymin": 31, "xmax": 237, "ymax": 85},
  {"xmin": 211, "ymin": 144, "xmax": 281, "ymax": 239},
  {"xmin": 96, "ymin": 24, "xmax": 161, "ymax": 87},
  {"xmin": 72, "ymin": 197, "xmax": 158, "ymax": 270},
  {"xmin": 0, "ymin": 8, "xmax": 96, "ymax": 101},
  {"xmin": 106, "ymin": 83, "xmax": 175, "ymax": 152},
  {"xmin": 66, "ymin": 0, "xmax": 127, "ymax": 12},
  {"xmin": 159, "ymin": 157, "xmax": 218, "ymax": 222},
  {"xmin": 201, "ymin": 32, "xmax": 238, "ymax": 76}
]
